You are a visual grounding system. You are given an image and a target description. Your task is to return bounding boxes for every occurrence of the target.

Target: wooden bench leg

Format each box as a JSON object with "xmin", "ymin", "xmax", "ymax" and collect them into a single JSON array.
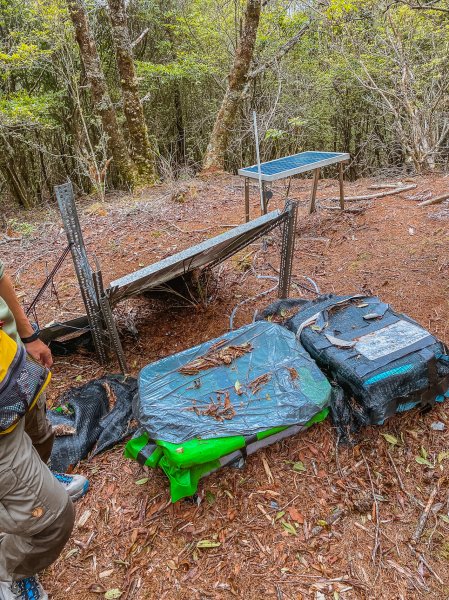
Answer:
[
  {"xmin": 339, "ymin": 162, "xmax": 345, "ymax": 211},
  {"xmin": 309, "ymin": 168, "xmax": 320, "ymax": 214},
  {"xmin": 244, "ymin": 178, "xmax": 250, "ymax": 222}
]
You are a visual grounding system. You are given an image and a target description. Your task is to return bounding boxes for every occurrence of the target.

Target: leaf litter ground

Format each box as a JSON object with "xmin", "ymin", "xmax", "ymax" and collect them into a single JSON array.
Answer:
[{"xmin": 2, "ymin": 173, "xmax": 449, "ymax": 599}]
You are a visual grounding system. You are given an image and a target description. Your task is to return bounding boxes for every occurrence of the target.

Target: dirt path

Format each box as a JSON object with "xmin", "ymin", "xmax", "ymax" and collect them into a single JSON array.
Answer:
[{"xmin": 2, "ymin": 173, "xmax": 449, "ymax": 599}]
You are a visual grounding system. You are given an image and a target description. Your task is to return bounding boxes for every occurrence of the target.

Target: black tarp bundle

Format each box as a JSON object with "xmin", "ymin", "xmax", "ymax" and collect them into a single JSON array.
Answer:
[
  {"xmin": 48, "ymin": 375, "xmax": 137, "ymax": 472},
  {"xmin": 259, "ymin": 295, "xmax": 449, "ymax": 441}
]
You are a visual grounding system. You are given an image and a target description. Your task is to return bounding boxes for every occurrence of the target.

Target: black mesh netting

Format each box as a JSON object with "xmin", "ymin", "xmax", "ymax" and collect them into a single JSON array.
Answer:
[
  {"xmin": 260, "ymin": 294, "xmax": 449, "ymax": 443},
  {"xmin": 48, "ymin": 375, "xmax": 137, "ymax": 472}
]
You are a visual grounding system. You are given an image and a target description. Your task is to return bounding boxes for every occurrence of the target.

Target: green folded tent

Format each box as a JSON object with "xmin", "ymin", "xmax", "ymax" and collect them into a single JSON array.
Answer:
[{"xmin": 125, "ymin": 322, "xmax": 331, "ymax": 502}]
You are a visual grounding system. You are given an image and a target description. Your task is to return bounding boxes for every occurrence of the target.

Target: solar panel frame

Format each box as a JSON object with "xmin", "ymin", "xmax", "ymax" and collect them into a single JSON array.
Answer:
[{"xmin": 238, "ymin": 151, "xmax": 350, "ymax": 182}]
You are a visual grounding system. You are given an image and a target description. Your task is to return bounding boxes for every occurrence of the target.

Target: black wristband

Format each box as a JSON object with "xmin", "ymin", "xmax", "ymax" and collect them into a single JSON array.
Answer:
[{"xmin": 21, "ymin": 323, "xmax": 41, "ymax": 344}]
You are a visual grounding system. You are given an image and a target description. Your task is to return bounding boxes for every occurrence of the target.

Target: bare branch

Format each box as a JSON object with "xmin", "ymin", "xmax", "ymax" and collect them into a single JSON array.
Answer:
[
  {"xmin": 247, "ymin": 22, "xmax": 310, "ymax": 80},
  {"xmin": 131, "ymin": 27, "xmax": 150, "ymax": 49}
]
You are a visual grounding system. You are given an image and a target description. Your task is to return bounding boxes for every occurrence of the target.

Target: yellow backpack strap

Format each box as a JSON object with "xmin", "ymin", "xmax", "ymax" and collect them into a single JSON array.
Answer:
[{"xmin": 0, "ymin": 329, "xmax": 25, "ymax": 393}]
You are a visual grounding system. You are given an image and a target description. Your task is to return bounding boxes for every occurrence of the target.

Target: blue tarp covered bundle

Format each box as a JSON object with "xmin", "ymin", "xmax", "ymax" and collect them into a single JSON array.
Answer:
[
  {"xmin": 259, "ymin": 295, "xmax": 449, "ymax": 439},
  {"xmin": 135, "ymin": 321, "xmax": 332, "ymax": 444}
]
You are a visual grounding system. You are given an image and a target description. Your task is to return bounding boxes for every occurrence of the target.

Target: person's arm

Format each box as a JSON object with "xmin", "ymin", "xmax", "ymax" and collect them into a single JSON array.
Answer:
[{"xmin": 0, "ymin": 271, "xmax": 53, "ymax": 368}]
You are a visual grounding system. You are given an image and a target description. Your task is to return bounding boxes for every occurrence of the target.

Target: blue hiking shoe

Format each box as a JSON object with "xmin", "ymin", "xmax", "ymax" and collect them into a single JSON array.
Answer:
[
  {"xmin": 53, "ymin": 472, "xmax": 89, "ymax": 501},
  {"xmin": 1, "ymin": 575, "xmax": 48, "ymax": 600}
]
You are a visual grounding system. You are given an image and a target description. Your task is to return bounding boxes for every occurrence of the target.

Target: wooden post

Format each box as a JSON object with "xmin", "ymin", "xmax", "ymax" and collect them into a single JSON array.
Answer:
[
  {"xmin": 262, "ymin": 181, "xmax": 268, "ymax": 215},
  {"xmin": 339, "ymin": 162, "xmax": 345, "ymax": 211},
  {"xmin": 309, "ymin": 168, "xmax": 320, "ymax": 214},
  {"xmin": 244, "ymin": 177, "xmax": 250, "ymax": 222}
]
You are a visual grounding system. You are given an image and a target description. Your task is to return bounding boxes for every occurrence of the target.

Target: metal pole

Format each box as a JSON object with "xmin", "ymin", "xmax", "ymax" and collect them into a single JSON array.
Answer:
[
  {"xmin": 252, "ymin": 111, "xmax": 264, "ymax": 214},
  {"xmin": 338, "ymin": 162, "xmax": 345, "ymax": 211}
]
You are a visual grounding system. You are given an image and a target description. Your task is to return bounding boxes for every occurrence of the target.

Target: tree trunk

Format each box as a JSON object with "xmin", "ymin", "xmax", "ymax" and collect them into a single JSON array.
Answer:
[
  {"xmin": 203, "ymin": 0, "xmax": 262, "ymax": 172},
  {"xmin": 107, "ymin": 0, "xmax": 158, "ymax": 182},
  {"xmin": 66, "ymin": 0, "xmax": 135, "ymax": 188}
]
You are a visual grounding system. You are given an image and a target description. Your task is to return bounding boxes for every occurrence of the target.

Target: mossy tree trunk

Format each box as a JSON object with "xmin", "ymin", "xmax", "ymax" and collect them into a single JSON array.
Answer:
[
  {"xmin": 67, "ymin": 0, "xmax": 135, "ymax": 188},
  {"xmin": 203, "ymin": 0, "xmax": 262, "ymax": 172},
  {"xmin": 107, "ymin": 0, "xmax": 158, "ymax": 182}
]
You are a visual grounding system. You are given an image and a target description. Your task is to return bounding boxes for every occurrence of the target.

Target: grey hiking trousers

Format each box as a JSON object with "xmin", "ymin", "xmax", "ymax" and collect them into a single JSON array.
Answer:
[{"xmin": 0, "ymin": 396, "xmax": 75, "ymax": 581}]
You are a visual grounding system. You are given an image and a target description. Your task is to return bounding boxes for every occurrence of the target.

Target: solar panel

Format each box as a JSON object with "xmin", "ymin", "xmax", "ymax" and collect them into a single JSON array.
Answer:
[
  {"xmin": 107, "ymin": 209, "xmax": 285, "ymax": 304},
  {"xmin": 239, "ymin": 151, "xmax": 350, "ymax": 182}
]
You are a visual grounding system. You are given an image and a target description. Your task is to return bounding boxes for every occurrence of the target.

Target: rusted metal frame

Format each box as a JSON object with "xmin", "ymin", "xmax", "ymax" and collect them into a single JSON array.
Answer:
[
  {"xmin": 55, "ymin": 182, "xmax": 107, "ymax": 364},
  {"xmin": 278, "ymin": 201, "xmax": 298, "ymax": 299}
]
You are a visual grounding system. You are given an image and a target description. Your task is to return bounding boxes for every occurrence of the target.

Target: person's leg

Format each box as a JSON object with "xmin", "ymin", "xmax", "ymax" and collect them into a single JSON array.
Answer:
[
  {"xmin": 24, "ymin": 394, "xmax": 89, "ymax": 502},
  {"xmin": 0, "ymin": 418, "xmax": 75, "ymax": 584},
  {"xmin": 23, "ymin": 394, "xmax": 54, "ymax": 464}
]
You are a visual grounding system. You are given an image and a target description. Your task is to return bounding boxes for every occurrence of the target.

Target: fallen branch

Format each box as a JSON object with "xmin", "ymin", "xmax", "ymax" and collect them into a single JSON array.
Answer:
[
  {"xmin": 387, "ymin": 450, "xmax": 425, "ymax": 509},
  {"xmin": 0, "ymin": 235, "xmax": 22, "ymax": 245},
  {"xmin": 418, "ymin": 193, "xmax": 449, "ymax": 207},
  {"xmin": 407, "ymin": 544, "xmax": 444, "ymax": 585},
  {"xmin": 362, "ymin": 450, "xmax": 381, "ymax": 563},
  {"xmin": 322, "ymin": 206, "xmax": 367, "ymax": 214},
  {"xmin": 326, "ymin": 184, "xmax": 417, "ymax": 202},
  {"xmin": 368, "ymin": 182, "xmax": 405, "ymax": 189},
  {"xmin": 411, "ymin": 485, "xmax": 439, "ymax": 544}
]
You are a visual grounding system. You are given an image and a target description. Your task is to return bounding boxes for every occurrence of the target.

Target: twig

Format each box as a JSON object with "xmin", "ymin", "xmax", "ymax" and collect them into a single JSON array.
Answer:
[
  {"xmin": 411, "ymin": 485, "xmax": 439, "ymax": 544},
  {"xmin": 418, "ymin": 193, "xmax": 449, "ymax": 207},
  {"xmin": 272, "ymin": 576, "xmax": 366, "ymax": 590},
  {"xmin": 407, "ymin": 544, "xmax": 444, "ymax": 585},
  {"xmin": 387, "ymin": 450, "xmax": 425, "ymax": 508},
  {"xmin": 361, "ymin": 450, "xmax": 381, "ymax": 563},
  {"xmin": 368, "ymin": 183, "xmax": 406, "ymax": 189},
  {"xmin": 326, "ymin": 184, "xmax": 417, "ymax": 202},
  {"xmin": 0, "ymin": 235, "xmax": 23, "ymax": 245},
  {"xmin": 170, "ymin": 223, "xmax": 238, "ymax": 234},
  {"xmin": 310, "ymin": 508, "xmax": 345, "ymax": 537},
  {"xmin": 229, "ymin": 282, "xmax": 278, "ymax": 330}
]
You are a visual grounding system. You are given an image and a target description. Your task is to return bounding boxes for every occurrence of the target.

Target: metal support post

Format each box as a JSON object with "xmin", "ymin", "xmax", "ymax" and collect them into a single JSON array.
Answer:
[
  {"xmin": 309, "ymin": 168, "xmax": 320, "ymax": 214},
  {"xmin": 279, "ymin": 201, "xmax": 298, "ymax": 299},
  {"xmin": 338, "ymin": 162, "xmax": 345, "ymax": 211},
  {"xmin": 55, "ymin": 182, "xmax": 108, "ymax": 364},
  {"xmin": 99, "ymin": 294, "xmax": 128, "ymax": 374},
  {"xmin": 244, "ymin": 178, "xmax": 250, "ymax": 223},
  {"xmin": 92, "ymin": 268, "xmax": 128, "ymax": 374}
]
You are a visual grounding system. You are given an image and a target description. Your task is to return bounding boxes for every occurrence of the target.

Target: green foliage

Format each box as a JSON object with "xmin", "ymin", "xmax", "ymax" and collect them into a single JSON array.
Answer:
[
  {"xmin": 0, "ymin": 91, "xmax": 59, "ymax": 127},
  {"xmin": 2, "ymin": 0, "xmax": 449, "ymax": 205}
]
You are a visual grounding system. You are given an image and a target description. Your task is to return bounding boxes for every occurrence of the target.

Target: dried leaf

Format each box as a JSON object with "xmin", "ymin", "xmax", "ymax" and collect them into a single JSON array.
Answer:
[
  {"xmin": 135, "ymin": 478, "xmax": 149, "ymax": 485},
  {"xmin": 104, "ymin": 590, "xmax": 122, "ymax": 599},
  {"xmin": 53, "ymin": 424, "xmax": 76, "ymax": 437},
  {"xmin": 99, "ymin": 569, "xmax": 114, "ymax": 579},
  {"xmin": 288, "ymin": 507, "xmax": 305, "ymax": 524},
  {"xmin": 293, "ymin": 461, "xmax": 306, "ymax": 473},
  {"xmin": 382, "ymin": 433, "xmax": 399, "ymax": 446},
  {"xmin": 415, "ymin": 456, "xmax": 433, "ymax": 468},
  {"xmin": 234, "ymin": 381, "xmax": 243, "ymax": 395},
  {"xmin": 205, "ymin": 490, "xmax": 216, "ymax": 505},
  {"xmin": 77, "ymin": 509, "xmax": 91, "ymax": 528},
  {"xmin": 89, "ymin": 584, "xmax": 106, "ymax": 594},
  {"xmin": 280, "ymin": 519, "xmax": 297, "ymax": 535},
  {"xmin": 196, "ymin": 540, "xmax": 221, "ymax": 549},
  {"xmin": 438, "ymin": 451, "xmax": 449, "ymax": 463},
  {"xmin": 439, "ymin": 514, "xmax": 449, "ymax": 524}
]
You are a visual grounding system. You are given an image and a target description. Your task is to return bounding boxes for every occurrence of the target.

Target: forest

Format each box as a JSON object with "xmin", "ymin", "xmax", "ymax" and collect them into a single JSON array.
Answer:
[
  {"xmin": 2, "ymin": 0, "xmax": 449, "ymax": 207},
  {"xmin": 3, "ymin": 2, "xmax": 449, "ymax": 600}
]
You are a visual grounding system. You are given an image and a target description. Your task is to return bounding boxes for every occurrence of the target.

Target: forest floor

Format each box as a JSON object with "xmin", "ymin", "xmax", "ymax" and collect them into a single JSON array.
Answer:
[{"xmin": 2, "ymin": 171, "xmax": 449, "ymax": 600}]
